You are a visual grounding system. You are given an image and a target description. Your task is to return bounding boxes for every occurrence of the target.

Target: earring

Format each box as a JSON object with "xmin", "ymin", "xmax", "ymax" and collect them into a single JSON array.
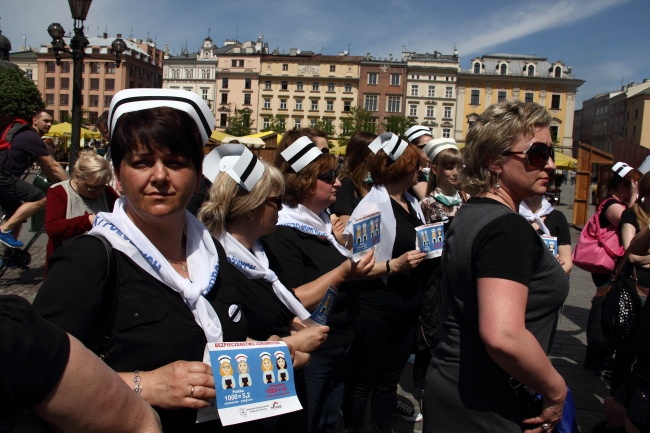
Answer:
[{"xmin": 495, "ymin": 172, "xmax": 501, "ymax": 189}]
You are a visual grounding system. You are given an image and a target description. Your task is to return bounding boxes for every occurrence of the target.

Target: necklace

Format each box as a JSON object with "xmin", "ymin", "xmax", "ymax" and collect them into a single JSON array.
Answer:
[{"xmin": 167, "ymin": 258, "xmax": 187, "ymax": 271}]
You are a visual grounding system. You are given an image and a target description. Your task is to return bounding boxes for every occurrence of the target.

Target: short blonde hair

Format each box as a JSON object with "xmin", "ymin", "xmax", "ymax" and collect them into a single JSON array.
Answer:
[
  {"xmin": 198, "ymin": 161, "xmax": 285, "ymax": 236},
  {"xmin": 73, "ymin": 150, "xmax": 112, "ymax": 186},
  {"xmin": 462, "ymin": 100, "xmax": 552, "ymax": 196}
]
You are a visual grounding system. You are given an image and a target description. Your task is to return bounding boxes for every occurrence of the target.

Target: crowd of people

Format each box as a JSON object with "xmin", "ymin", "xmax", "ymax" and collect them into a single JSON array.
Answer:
[{"xmin": 1, "ymin": 91, "xmax": 648, "ymax": 433}]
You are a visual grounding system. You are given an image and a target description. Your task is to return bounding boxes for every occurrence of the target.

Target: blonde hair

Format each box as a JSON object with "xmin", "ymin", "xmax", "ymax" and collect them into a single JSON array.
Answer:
[
  {"xmin": 198, "ymin": 162, "xmax": 285, "ymax": 236},
  {"xmin": 462, "ymin": 100, "xmax": 552, "ymax": 196},
  {"xmin": 73, "ymin": 150, "xmax": 112, "ymax": 186}
]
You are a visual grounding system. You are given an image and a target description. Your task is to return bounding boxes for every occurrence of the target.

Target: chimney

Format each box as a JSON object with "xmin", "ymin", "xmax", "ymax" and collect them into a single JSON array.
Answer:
[
  {"xmin": 289, "ymin": 48, "xmax": 297, "ymax": 56},
  {"xmin": 103, "ymin": 32, "xmax": 108, "ymax": 39}
]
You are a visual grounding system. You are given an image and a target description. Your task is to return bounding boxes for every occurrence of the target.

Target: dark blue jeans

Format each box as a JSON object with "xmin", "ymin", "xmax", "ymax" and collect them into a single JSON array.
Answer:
[{"xmin": 303, "ymin": 345, "xmax": 350, "ymax": 433}]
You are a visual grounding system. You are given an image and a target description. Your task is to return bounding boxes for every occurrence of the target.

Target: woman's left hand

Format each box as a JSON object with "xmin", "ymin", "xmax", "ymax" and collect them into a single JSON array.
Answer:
[
  {"xmin": 393, "ymin": 249, "xmax": 427, "ymax": 272},
  {"xmin": 139, "ymin": 360, "xmax": 215, "ymax": 410},
  {"xmin": 339, "ymin": 249, "xmax": 375, "ymax": 280},
  {"xmin": 521, "ymin": 392, "xmax": 566, "ymax": 433}
]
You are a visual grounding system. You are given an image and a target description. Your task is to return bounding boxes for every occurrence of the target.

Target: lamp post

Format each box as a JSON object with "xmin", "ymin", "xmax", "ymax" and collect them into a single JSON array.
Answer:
[{"xmin": 47, "ymin": 0, "xmax": 126, "ymax": 174}]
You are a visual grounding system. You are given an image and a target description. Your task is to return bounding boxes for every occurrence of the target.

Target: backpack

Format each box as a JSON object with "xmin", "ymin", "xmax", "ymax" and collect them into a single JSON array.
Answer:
[{"xmin": 0, "ymin": 119, "xmax": 31, "ymax": 151}]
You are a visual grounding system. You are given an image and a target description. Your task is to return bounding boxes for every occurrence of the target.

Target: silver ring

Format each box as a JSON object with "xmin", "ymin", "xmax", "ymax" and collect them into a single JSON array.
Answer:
[
  {"xmin": 541, "ymin": 423, "xmax": 551, "ymax": 432},
  {"xmin": 190, "ymin": 385, "xmax": 195, "ymax": 398}
]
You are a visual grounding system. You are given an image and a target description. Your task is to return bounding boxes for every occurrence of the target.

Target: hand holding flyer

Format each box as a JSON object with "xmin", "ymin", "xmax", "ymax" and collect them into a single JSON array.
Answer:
[
  {"xmin": 415, "ymin": 222, "xmax": 445, "ymax": 258},
  {"xmin": 347, "ymin": 211, "xmax": 381, "ymax": 262},
  {"xmin": 541, "ymin": 235, "xmax": 559, "ymax": 256}
]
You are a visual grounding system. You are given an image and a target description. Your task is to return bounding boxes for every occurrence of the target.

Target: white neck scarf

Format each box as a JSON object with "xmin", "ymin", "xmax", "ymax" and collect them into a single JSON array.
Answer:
[
  {"xmin": 220, "ymin": 231, "xmax": 311, "ymax": 321},
  {"xmin": 89, "ymin": 197, "xmax": 224, "ymax": 343},
  {"xmin": 519, "ymin": 197, "xmax": 553, "ymax": 236},
  {"xmin": 344, "ymin": 184, "xmax": 424, "ymax": 283},
  {"xmin": 277, "ymin": 203, "xmax": 352, "ymax": 258}
]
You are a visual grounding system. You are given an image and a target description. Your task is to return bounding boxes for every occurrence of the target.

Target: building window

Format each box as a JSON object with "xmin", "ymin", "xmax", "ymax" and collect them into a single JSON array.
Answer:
[
  {"xmin": 61, "ymin": 62, "xmax": 70, "ymax": 73},
  {"xmin": 295, "ymin": 99, "xmax": 303, "ymax": 110},
  {"xmin": 222, "ymin": 78, "xmax": 229, "ymax": 89},
  {"xmin": 442, "ymin": 128, "xmax": 451, "ymax": 138},
  {"xmin": 263, "ymin": 117, "xmax": 270, "ymax": 129},
  {"xmin": 409, "ymin": 104, "xmax": 418, "ymax": 116},
  {"xmin": 387, "ymin": 96, "xmax": 401, "ymax": 112},
  {"xmin": 428, "ymin": 86, "xmax": 435, "ymax": 97},
  {"xmin": 312, "ymin": 82, "xmax": 320, "ymax": 91},
  {"xmin": 411, "ymin": 85, "xmax": 419, "ymax": 96},
  {"xmin": 296, "ymin": 81, "xmax": 304, "ymax": 91},
  {"xmin": 171, "ymin": 69, "xmax": 180, "ymax": 79},
  {"xmin": 551, "ymin": 94, "xmax": 561, "ymax": 109},
  {"xmin": 311, "ymin": 100, "xmax": 318, "ymax": 111},
  {"xmin": 105, "ymin": 78, "xmax": 115, "ymax": 91},
  {"xmin": 104, "ymin": 95, "xmax": 112, "ymax": 107},
  {"xmin": 278, "ymin": 117, "xmax": 286, "ymax": 130},
  {"xmin": 59, "ymin": 94, "xmax": 69, "ymax": 106},
  {"xmin": 367, "ymin": 73, "xmax": 378, "ymax": 85},
  {"xmin": 555, "ymin": 66, "xmax": 562, "ymax": 78},
  {"xmin": 201, "ymin": 88, "xmax": 208, "ymax": 100},
  {"xmin": 327, "ymin": 82, "xmax": 335, "ymax": 92},
  {"xmin": 498, "ymin": 91, "xmax": 507, "ymax": 102},
  {"xmin": 46, "ymin": 94, "xmax": 55, "ymax": 106},
  {"xmin": 344, "ymin": 82, "xmax": 352, "ymax": 92},
  {"xmin": 89, "ymin": 95, "xmax": 99, "ymax": 107},
  {"xmin": 90, "ymin": 78, "xmax": 99, "ymax": 90},
  {"xmin": 264, "ymin": 80, "xmax": 272, "ymax": 90},
  {"xmin": 186, "ymin": 69, "xmax": 193, "ymax": 79},
  {"xmin": 310, "ymin": 118, "xmax": 317, "ymax": 127},
  {"xmin": 527, "ymin": 65, "xmax": 535, "ymax": 77},
  {"xmin": 500, "ymin": 64, "xmax": 507, "ymax": 75},
  {"xmin": 46, "ymin": 61, "xmax": 55, "ymax": 73},
  {"xmin": 326, "ymin": 100, "xmax": 334, "ymax": 111},
  {"xmin": 245, "ymin": 78, "xmax": 251, "ymax": 89},
  {"xmin": 470, "ymin": 90, "xmax": 480, "ymax": 105},
  {"xmin": 282, "ymin": 63, "xmax": 288, "ymax": 71},
  {"xmin": 231, "ymin": 59, "xmax": 244, "ymax": 67},
  {"xmin": 364, "ymin": 94, "xmax": 378, "ymax": 111},
  {"xmin": 329, "ymin": 65, "xmax": 336, "ymax": 73},
  {"xmin": 281, "ymin": 81, "xmax": 288, "ymax": 90},
  {"xmin": 343, "ymin": 100, "xmax": 351, "ymax": 112},
  {"xmin": 444, "ymin": 106, "xmax": 452, "ymax": 118},
  {"xmin": 390, "ymin": 74, "xmax": 401, "ymax": 86},
  {"xmin": 202, "ymin": 68, "xmax": 211, "ymax": 79},
  {"xmin": 221, "ymin": 93, "xmax": 228, "ymax": 104},
  {"xmin": 24, "ymin": 69, "xmax": 33, "ymax": 80},
  {"xmin": 45, "ymin": 77, "xmax": 55, "ymax": 89},
  {"xmin": 105, "ymin": 63, "xmax": 115, "ymax": 74},
  {"xmin": 244, "ymin": 94, "xmax": 251, "ymax": 105},
  {"xmin": 90, "ymin": 62, "xmax": 100, "ymax": 74},
  {"xmin": 221, "ymin": 114, "xmax": 228, "ymax": 127},
  {"xmin": 445, "ymin": 87, "xmax": 453, "ymax": 98},
  {"xmin": 426, "ymin": 105, "xmax": 435, "ymax": 117},
  {"xmin": 263, "ymin": 98, "xmax": 271, "ymax": 109},
  {"xmin": 473, "ymin": 62, "xmax": 481, "ymax": 73},
  {"xmin": 294, "ymin": 118, "xmax": 302, "ymax": 129},
  {"xmin": 280, "ymin": 99, "xmax": 287, "ymax": 110},
  {"xmin": 549, "ymin": 125, "xmax": 559, "ymax": 142}
]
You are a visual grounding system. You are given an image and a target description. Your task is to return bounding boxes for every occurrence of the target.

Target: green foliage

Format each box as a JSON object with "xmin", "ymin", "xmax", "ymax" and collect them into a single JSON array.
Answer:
[
  {"xmin": 260, "ymin": 115, "xmax": 287, "ymax": 135},
  {"xmin": 338, "ymin": 106, "xmax": 375, "ymax": 147},
  {"xmin": 225, "ymin": 109, "xmax": 253, "ymax": 136},
  {"xmin": 0, "ymin": 66, "xmax": 45, "ymax": 120},
  {"xmin": 381, "ymin": 116, "xmax": 418, "ymax": 138}
]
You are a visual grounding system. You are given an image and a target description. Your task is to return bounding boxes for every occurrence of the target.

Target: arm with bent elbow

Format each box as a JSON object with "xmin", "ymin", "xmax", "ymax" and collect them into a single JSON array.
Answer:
[{"xmin": 37, "ymin": 154, "xmax": 69, "ymax": 182}]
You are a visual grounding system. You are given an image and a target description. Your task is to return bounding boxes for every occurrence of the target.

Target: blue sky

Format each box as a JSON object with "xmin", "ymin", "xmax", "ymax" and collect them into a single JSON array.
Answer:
[{"xmin": 3, "ymin": 0, "xmax": 648, "ymax": 106}]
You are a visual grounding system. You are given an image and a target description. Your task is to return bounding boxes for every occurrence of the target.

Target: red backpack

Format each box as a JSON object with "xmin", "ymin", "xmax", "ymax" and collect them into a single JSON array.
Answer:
[{"xmin": 0, "ymin": 119, "xmax": 31, "ymax": 151}]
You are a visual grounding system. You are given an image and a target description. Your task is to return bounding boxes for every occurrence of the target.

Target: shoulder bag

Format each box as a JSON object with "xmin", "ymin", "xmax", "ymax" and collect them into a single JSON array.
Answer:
[{"xmin": 572, "ymin": 198, "xmax": 625, "ymax": 273}]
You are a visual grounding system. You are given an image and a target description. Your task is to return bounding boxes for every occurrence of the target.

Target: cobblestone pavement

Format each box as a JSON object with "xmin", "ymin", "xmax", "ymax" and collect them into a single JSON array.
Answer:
[{"xmin": 1, "ymin": 179, "xmax": 607, "ymax": 432}]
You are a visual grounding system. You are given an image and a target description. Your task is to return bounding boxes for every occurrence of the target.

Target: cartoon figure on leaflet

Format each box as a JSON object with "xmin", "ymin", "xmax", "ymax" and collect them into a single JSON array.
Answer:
[
  {"xmin": 260, "ymin": 352, "xmax": 275, "ymax": 384},
  {"xmin": 370, "ymin": 219, "xmax": 375, "ymax": 237},
  {"xmin": 549, "ymin": 242, "xmax": 556, "ymax": 256},
  {"xmin": 219, "ymin": 355, "xmax": 236, "ymax": 389},
  {"xmin": 436, "ymin": 228, "xmax": 443, "ymax": 243},
  {"xmin": 355, "ymin": 225, "xmax": 362, "ymax": 244},
  {"xmin": 420, "ymin": 230, "xmax": 429, "ymax": 247},
  {"xmin": 320, "ymin": 293, "xmax": 333, "ymax": 315},
  {"xmin": 362, "ymin": 223, "xmax": 368, "ymax": 242},
  {"xmin": 375, "ymin": 218, "xmax": 380, "ymax": 237},
  {"xmin": 275, "ymin": 351, "xmax": 289, "ymax": 382},
  {"xmin": 236, "ymin": 353, "xmax": 251, "ymax": 387}
]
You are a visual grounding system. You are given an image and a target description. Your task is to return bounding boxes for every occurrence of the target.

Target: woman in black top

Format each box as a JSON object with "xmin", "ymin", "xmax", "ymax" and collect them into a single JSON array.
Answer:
[{"xmin": 34, "ymin": 89, "xmax": 251, "ymax": 432}]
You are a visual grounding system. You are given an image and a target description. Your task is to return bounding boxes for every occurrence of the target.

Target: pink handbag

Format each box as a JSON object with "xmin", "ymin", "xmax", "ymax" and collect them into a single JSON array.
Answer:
[{"xmin": 572, "ymin": 199, "xmax": 625, "ymax": 274}]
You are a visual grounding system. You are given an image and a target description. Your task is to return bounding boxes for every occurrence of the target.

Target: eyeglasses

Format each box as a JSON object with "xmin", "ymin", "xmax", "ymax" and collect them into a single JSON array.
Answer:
[
  {"xmin": 265, "ymin": 196, "xmax": 283, "ymax": 208},
  {"xmin": 317, "ymin": 170, "xmax": 338, "ymax": 184},
  {"xmin": 503, "ymin": 142, "xmax": 554, "ymax": 168},
  {"xmin": 84, "ymin": 182, "xmax": 108, "ymax": 192}
]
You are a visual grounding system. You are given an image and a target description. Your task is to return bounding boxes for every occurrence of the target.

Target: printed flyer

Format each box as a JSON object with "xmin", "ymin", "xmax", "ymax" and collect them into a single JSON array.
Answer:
[
  {"xmin": 415, "ymin": 222, "xmax": 445, "ymax": 258},
  {"xmin": 541, "ymin": 235, "xmax": 559, "ymax": 256},
  {"xmin": 349, "ymin": 211, "xmax": 381, "ymax": 262},
  {"xmin": 305, "ymin": 285, "xmax": 338, "ymax": 326},
  {"xmin": 206, "ymin": 341, "xmax": 302, "ymax": 426}
]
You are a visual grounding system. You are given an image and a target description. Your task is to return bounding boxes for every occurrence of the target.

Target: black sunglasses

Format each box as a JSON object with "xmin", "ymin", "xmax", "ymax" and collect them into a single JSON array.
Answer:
[
  {"xmin": 265, "ymin": 196, "xmax": 283, "ymax": 208},
  {"xmin": 503, "ymin": 142, "xmax": 554, "ymax": 168},
  {"xmin": 317, "ymin": 170, "xmax": 338, "ymax": 184}
]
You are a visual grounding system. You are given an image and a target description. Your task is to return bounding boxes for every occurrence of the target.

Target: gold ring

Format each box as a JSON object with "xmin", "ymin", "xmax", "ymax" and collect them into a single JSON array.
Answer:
[
  {"xmin": 190, "ymin": 385, "xmax": 195, "ymax": 398},
  {"xmin": 541, "ymin": 423, "xmax": 551, "ymax": 432}
]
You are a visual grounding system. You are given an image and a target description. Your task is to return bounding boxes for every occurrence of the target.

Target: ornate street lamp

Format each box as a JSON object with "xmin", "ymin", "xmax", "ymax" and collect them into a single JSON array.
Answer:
[{"xmin": 47, "ymin": 0, "xmax": 125, "ymax": 173}]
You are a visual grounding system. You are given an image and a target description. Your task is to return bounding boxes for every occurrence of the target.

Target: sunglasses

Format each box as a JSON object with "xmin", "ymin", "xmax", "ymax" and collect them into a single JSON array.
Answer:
[
  {"xmin": 503, "ymin": 142, "xmax": 554, "ymax": 168},
  {"xmin": 317, "ymin": 170, "xmax": 338, "ymax": 184},
  {"xmin": 265, "ymin": 196, "xmax": 283, "ymax": 208},
  {"xmin": 84, "ymin": 182, "xmax": 108, "ymax": 192}
]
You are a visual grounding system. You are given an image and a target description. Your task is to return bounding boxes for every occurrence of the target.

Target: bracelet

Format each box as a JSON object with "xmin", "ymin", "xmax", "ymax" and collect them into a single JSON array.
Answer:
[
  {"xmin": 133, "ymin": 370, "xmax": 143, "ymax": 395},
  {"xmin": 386, "ymin": 260, "xmax": 392, "ymax": 275}
]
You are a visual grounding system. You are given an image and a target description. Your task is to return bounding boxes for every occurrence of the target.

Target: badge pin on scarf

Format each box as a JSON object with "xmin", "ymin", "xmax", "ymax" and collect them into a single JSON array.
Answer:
[{"xmin": 203, "ymin": 143, "xmax": 266, "ymax": 190}]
